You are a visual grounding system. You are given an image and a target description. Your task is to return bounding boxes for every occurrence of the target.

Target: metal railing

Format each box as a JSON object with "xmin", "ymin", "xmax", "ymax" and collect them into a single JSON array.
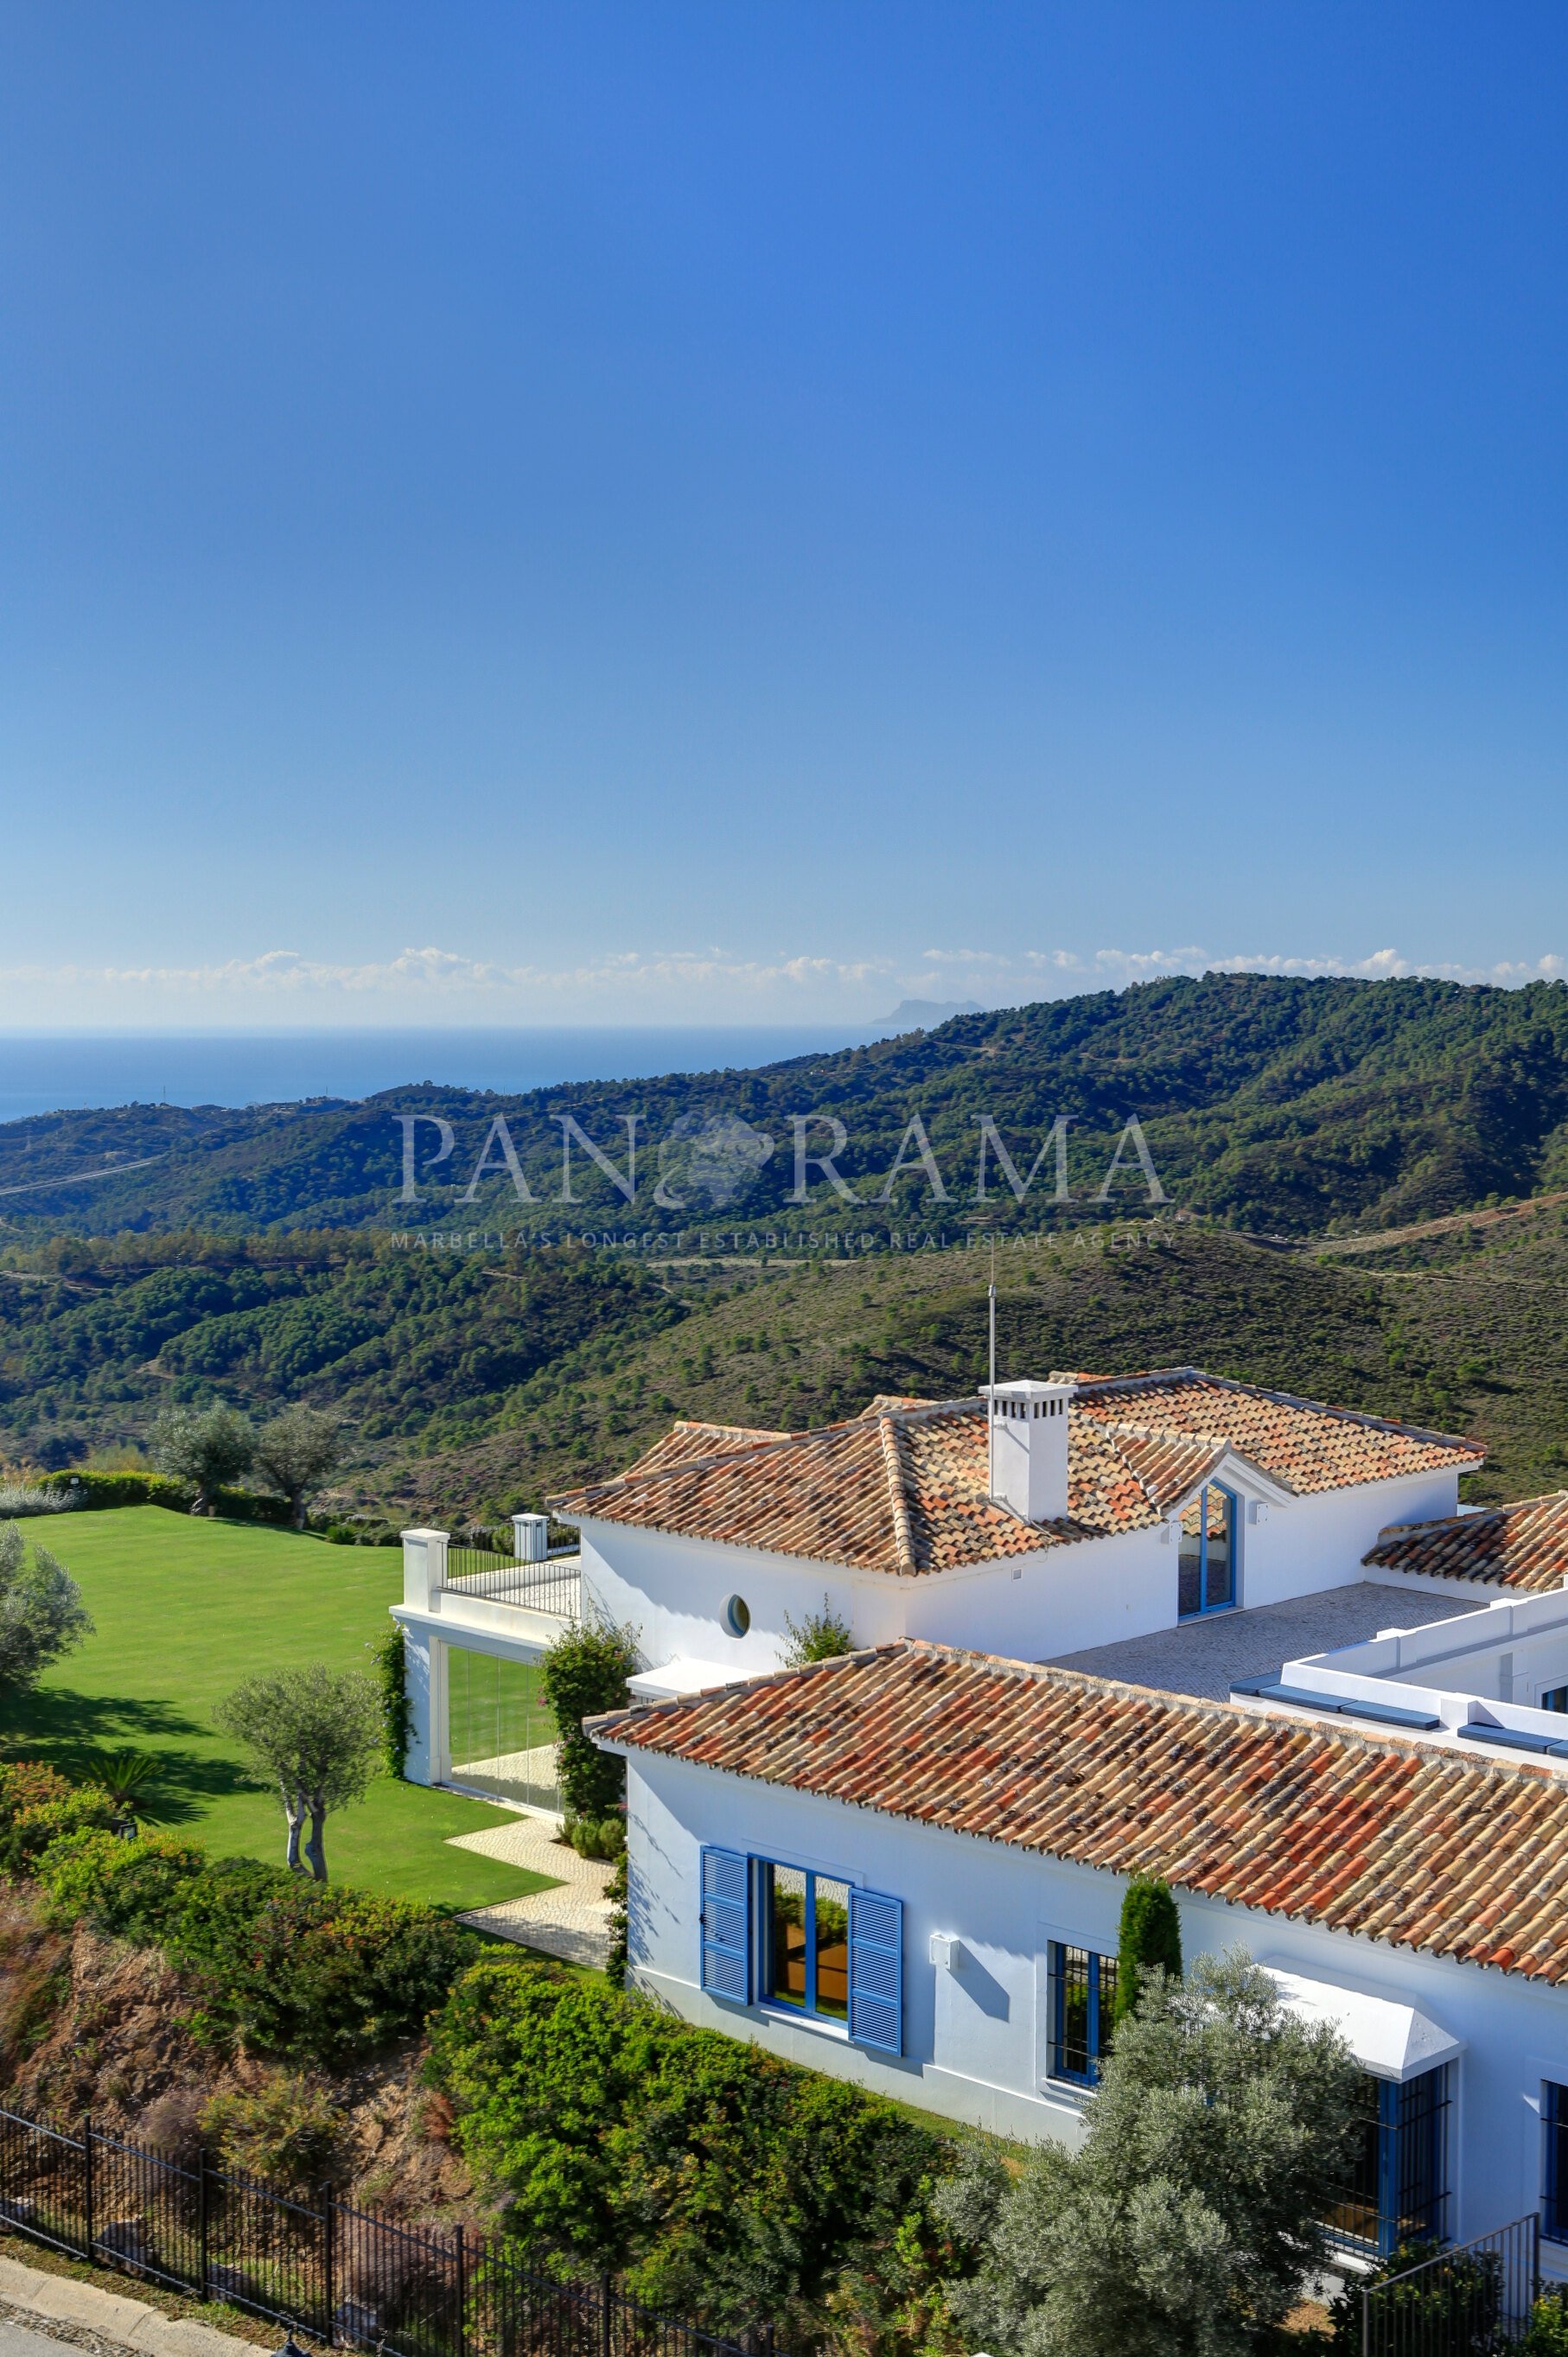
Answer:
[
  {"xmin": 443, "ymin": 1532, "xmax": 582, "ymax": 1619},
  {"xmin": 0, "ymin": 2104, "xmax": 774, "ymax": 2357},
  {"xmin": 1360, "ymin": 2214, "xmax": 1542, "ymax": 2357}
]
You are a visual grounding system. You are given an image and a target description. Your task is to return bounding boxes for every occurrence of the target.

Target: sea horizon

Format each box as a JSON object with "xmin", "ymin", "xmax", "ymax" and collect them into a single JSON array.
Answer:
[{"xmin": 0, "ymin": 1022, "xmax": 883, "ymax": 1122}]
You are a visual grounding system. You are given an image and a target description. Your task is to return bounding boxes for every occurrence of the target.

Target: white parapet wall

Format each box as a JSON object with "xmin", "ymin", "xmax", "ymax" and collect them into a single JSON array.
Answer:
[{"xmin": 1270, "ymin": 1579, "xmax": 1568, "ymax": 1755}]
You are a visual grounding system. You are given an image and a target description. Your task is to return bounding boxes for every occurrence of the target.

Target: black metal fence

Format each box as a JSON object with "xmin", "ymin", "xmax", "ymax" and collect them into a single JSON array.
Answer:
[
  {"xmin": 444, "ymin": 1533, "xmax": 581, "ymax": 1621},
  {"xmin": 0, "ymin": 2105, "xmax": 771, "ymax": 2357},
  {"xmin": 1360, "ymin": 2214, "xmax": 1542, "ymax": 2357}
]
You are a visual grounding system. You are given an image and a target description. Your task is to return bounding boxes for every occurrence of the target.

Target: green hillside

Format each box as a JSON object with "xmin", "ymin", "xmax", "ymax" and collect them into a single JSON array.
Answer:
[
  {"xmin": 4, "ymin": 974, "xmax": 1568, "ymax": 1240},
  {"xmin": 4, "ymin": 975, "xmax": 1568, "ymax": 1522},
  {"xmin": 7, "ymin": 1207, "xmax": 1566, "ymax": 1519}
]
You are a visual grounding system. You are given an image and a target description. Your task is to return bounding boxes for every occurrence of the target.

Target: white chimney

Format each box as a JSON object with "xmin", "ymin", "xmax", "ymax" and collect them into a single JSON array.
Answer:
[{"xmin": 984, "ymin": 1379, "xmax": 1074, "ymax": 1523}]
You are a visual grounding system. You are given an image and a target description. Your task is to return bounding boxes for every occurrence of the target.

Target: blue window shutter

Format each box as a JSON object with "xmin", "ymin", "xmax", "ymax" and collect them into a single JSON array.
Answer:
[
  {"xmin": 699, "ymin": 1846, "xmax": 750, "ymax": 2002},
  {"xmin": 849, "ymin": 1887, "xmax": 902, "ymax": 2054}
]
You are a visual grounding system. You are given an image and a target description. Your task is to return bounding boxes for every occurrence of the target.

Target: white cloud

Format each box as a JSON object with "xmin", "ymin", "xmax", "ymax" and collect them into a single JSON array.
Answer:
[{"xmin": 0, "ymin": 942, "xmax": 1561, "ymax": 1027}]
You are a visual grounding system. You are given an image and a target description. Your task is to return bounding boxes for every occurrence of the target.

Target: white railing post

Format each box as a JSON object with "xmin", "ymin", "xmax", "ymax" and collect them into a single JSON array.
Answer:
[{"xmin": 401, "ymin": 1526, "xmax": 449, "ymax": 1609}]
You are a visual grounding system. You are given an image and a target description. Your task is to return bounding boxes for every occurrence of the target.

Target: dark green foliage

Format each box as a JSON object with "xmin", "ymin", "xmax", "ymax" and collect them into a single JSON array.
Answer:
[
  {"xmin": 10, "ymin": 976, "xmax": 1568, "ymax": 1510},
  {"xmin": 39, "ymin": 1469, "xmax": 291, "ymax": 1521},
  {"xmin": 603, "ymin": 1847, "xmax": 628, "ymax": 1989},
  {"xmin": 539, "ymin": 1618, "xmax": 640, "ymax": 1821},
  {"xmin": 1329, "ymin": 2239, "xmax": 1504, "ymax": 2355},
  {"xmin": 374, "ymin": 1622, "xmax": 411, "ymax": 1779},
  {"xmin": 34, "ymin": 1823, "xmax": 475, "ymax": 2063},
  {"xmin": 942, "ymin": 1951, "xmax": 1361, "ymax": 2357},
  {"xmin": 428, "ymin": 1954, "xmax": 958, "ymax": 2344},
  {"xmin": 1113, "ymin": 1873, "xmax": 1182, "ymax": 2025}
]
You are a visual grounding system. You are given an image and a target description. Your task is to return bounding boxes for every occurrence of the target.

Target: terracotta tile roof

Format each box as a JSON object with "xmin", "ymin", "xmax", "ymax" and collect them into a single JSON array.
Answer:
[
  {"xmin": 1068, "ymin": 1368, "xmax": 1482, "ymax": 1497},
  {"xmin": 621, "ymin": 1421, "xmax": 794, "ymax": 1480},
  {"xmin": 551, "ymin": 1371, "xmax": 1482, "ymax": 1577},
  {"xmin": 592, "ymin": 1640, "xmax": 1568, "ymax": 1987},
  {"xmin": 1365, "ymin": 1492, "xmax": 1568, "ymax": 1592}
]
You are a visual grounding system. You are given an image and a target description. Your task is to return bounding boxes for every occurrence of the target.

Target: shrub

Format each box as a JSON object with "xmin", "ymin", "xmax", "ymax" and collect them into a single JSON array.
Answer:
[
  {"xmin": 202, "ymin": 2074, "xmax": 344, "ymax": 2187},
  {"xmin": 566, "ymin": 1815, "xmax": 625, "ymax": 1863},
  {"xmin": 1525, "ymin": 2291, "xmax": 1568, "ymax": 2357},
  {"xmin": 39, "ymin": 1470, "xmax": 291, "ymax": 1522},
  {"xmin": 2, "ymin": 1788, "xmax": 118, "ymax": 1877},
  {"xmin": 1112, "ymin": 1871, "xmax": 1182, "ymax": 2026},
  {"xmin": 1330, "ymin": 2239, "xmax": 1505, "ymax": 2354},
  {"xmin": 0, "ymin": 1482, "xmax": 73, "ymax": 1519},
  {"xmin": 35, "ymin": 1825, "xmax": 473, "ymax": 2065},
  {"xmin": 0, "ymin": 1761, "xmax": 75, "ymax": 1829},
  {"xmin": 539, "ymin": 1617, "xmax": 641, "ymax": 1820},
  {"xmin": 135, "ymin": 2086, "xmax": 207, "ymax": 2165},
  {"xmin": 34, "ymin": 1828, "xmax": 207, "ymax": 1936},
  {"xmin": 429, "ymin": 1953, "xmax": 956, "ymax": 2340},
  {"xmin": 171, "ymin": 1861, "xmax": 475, "ymax": 2062},
  {"xmin": 942, "ymin": 1950, "xmax": 1361, "ymax": 2357},
  {"xmin": 373, "ymin": 1624, "xmax": 411, "ymax": 1779},
  {"xmin": 781, "ymin": 1596, "xmax": 856, "ymax": 1664}
]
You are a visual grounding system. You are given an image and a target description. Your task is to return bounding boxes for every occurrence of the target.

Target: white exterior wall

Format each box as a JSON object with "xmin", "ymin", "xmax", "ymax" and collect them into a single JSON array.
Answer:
[
  {"xmin": 1236, "ymin": 1469, "xmax": 1464, "ymax": 1610},
  {"xmin": 578, "ymin": 1521, "xmax": 912, "ymax": 1673},
  {"xmin": 577, "ymin": 1465, "xmax": 1466, "ymax": 1676},
  {"xmin": 619, "ymin": 1748, "xmax": 1568, "ymax": 2256}
]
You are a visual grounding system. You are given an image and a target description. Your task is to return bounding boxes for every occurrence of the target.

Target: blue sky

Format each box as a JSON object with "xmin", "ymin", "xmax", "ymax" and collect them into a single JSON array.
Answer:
[{"xmin": 3, "ymin": 2, "xmax": 1565, "ymax": 1027}]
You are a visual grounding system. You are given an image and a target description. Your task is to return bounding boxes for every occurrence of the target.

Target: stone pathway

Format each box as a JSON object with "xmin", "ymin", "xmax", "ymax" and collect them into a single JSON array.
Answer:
[{"xmin": 445, "ymin": 1808, "xmax": 615, "ymax": 1969}]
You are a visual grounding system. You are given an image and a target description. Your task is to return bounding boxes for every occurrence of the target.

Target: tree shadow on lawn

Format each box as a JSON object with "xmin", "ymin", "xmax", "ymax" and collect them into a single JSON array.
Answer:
[{"xmin": 1, "ymin": 1685, "xmax": 258, "ymax": 1821}]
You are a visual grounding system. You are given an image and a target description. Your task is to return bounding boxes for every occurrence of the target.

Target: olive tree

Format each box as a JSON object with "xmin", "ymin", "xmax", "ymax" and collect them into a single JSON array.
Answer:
[
  {"xmin": 214, "ymin": 1664, "xmax": 382, "ymax": 1880},
  {"xmin": 150, "ymin": 1404, "xmax": 255, "ymax": 1513},
  {"xmin": 940, "ymin": 1949, "xmax": 1361, "ymax": 2357},
  {"xmin": 0, "ymin": 1522, "xmax": 93, "ymax": 1693},
  {"xmin": 253, "ymin": 1406, "xmax": 343, "ymax": 1527}
]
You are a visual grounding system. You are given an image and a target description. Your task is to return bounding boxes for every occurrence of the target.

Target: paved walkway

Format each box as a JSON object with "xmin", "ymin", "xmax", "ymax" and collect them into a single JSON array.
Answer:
[
  {"xmin": 446, "ymin": 1809, "xmax": 615, "ymax": 1969},
  {"xmin": 1047, "ymin": 1580, "xmax": 1484, "ymax": 1703},
  {"xmin": 0, "ymin": 2258, "xmax": 255, "ymax": 2357}
]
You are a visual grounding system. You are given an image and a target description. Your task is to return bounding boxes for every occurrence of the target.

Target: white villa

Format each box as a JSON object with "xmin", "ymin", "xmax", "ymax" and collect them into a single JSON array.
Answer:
[{"xmin": 393, "ymin": 1368, "xmax": 1568, "ymax": 2268}]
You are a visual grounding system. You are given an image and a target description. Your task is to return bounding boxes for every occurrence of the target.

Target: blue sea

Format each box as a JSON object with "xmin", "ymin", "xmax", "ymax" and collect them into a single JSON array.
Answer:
[{"xmin": 0, "ymin": 1028, "xmax": 873, "ymax": 1123}]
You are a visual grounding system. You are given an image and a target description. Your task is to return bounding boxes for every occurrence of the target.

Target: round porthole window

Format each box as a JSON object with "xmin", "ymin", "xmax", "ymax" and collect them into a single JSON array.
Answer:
[{"xmin": 724, "ymin": 1595, "xmax": 751, "ymax": 1637}]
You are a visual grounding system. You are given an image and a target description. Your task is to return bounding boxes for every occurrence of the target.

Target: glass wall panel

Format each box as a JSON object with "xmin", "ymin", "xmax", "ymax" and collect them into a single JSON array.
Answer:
[{"xmin": 447, "ymin": 1646, "xmax": 560, "ymax": 1812}]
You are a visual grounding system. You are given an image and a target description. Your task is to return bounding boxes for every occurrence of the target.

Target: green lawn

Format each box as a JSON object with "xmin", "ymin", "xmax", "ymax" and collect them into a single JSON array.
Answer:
[{"xmin": 3, "ymin": 1507, "xmax": 558, "ymax": 1912}]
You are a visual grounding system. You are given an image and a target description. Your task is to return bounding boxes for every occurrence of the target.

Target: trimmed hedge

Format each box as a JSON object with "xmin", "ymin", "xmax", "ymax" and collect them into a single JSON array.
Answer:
[
  {"xmin": 33, "ymin": 1828, "xmax": 476, "ymax": 2065},
  {"xmin": 39, "ymin": 1470, "xmax": 293, "ymax": 1524},
  {"xmin": 429, "ymin": 1954, "xmax": 959, "ymax": 2342}
]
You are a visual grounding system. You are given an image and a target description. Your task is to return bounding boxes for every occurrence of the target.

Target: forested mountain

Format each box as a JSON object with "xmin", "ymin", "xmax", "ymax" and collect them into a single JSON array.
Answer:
[
  {"xmin": 4, "ymin": 974, "xmax": 1568, "ymax": 1523},
  {"xmin": 3, "ymin": 974, "xmax": 1568, "ymax": 1241}
]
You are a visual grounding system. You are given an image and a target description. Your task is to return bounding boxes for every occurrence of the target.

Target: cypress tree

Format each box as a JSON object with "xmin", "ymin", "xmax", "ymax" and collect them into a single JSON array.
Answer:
[{"xmin": 1113, "ymin": 1873, "xmax": 1182, "ymax": 2026}]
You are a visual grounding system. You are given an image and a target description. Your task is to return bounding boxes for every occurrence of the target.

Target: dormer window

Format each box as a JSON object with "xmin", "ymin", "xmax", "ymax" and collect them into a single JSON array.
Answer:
[{"xmin": 1178, "ymin": 1482, "xmax": 1237, "ymax": 1618}]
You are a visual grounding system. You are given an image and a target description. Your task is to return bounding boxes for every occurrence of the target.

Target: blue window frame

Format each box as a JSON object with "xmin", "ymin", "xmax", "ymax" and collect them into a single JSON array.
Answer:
[
  {"xmin": 1049, "ymin": 1941, "xmax": 1117, "ymax": 2086},
  {"xmin": 760, "ymin": 1860, "xmax": 851, "ymax": 2023},
  {"xmin": 1179, "ymin": 1482, "xmax": 1238, "ymax": 1618},
  {"xmin": 1544, "ymin": 1688, "xmax": 1568, "ymax": 1716},
  {"xmin": 700, "ymin": 1852, "xmax": 902, "ymax": 2054},
  {"xmin": 1325, "ymin": 2067, "xmax": 1450, "ymax": 2256},
  {"xmin": 1546, "ymin": 2083, "xmax": 1568, "ymax": 2241}
]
